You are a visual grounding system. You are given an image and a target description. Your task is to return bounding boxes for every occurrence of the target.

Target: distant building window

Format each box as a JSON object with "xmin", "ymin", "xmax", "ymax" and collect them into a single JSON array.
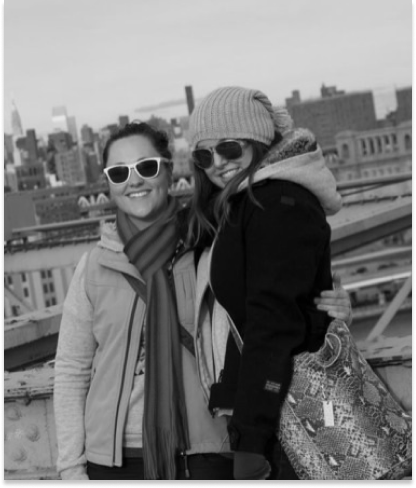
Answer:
[
  {"xmin": 392, "ymin": 134, "xmax": 398, "ymax": 150},
  {"xmin": 368, "ymin": 138, "xmax": 375, "ymax": 155},
  {"xmin": 49, "ymin": 283, "xmax": 55, "ymax": 293},
  {"xmin": 379, "ymin": 169, "xmax": 385, "ymax": 176},
  {"xmin": 12, "ymin": 305, "xmax": 20, "ymax": 316},
  {"xmin": 7, "ymin": 275, "xmax": 13, "ymax": 285},
  {"xmin": 404, "ymin": 134, "xmax": 412, "ymax": 151},
  {"xmin": 384, "ymin": 135, "xmax": 391, "ymax": 152},
  {"xmin": 47, "ymin": 270, "xmax": 52, "ymax": 278},
  {"xmin": 45, "ymin": 300, "xmax": 50, "ymax": 307},
  {"xmin": 360, "ymin": 139, "xmax": 367, "ymax": 156},
  {"xmin": 51, "ymin": 297, "xmax": 57, "ymax": 306},
  {"xmin": 341, "ymin": 144, "xmax": 350, "ymax": 159},
  {"xmin": 21, "ymin": 273, "xmax": 27, "ymax": 282},
  {"xmin": 41, "ymin": 271, "xmax": 46, "ymax": 279},
  {"xmin": 24, "ymin": 288, "xmax": 29, "ymax": 298},
  {"xmin": 43, "ymin": 284, "xmax": 48, "ymax": 294},
  {"xmin": 376, "ymin": 137, "xmax": 382, "ymax": 153}
]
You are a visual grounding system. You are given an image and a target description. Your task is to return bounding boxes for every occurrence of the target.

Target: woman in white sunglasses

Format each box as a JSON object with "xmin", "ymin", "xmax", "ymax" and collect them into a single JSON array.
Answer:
[
  {"xmin": 187, "ymin": 86, "xmax": 346, "ymax": 480},
  {"xmin": 54, "ymin": 121, "xmax": 351, "ymax": 480}
]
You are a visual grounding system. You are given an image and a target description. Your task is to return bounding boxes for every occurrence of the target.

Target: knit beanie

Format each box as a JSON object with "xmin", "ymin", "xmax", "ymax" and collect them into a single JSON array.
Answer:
[{"xmin": 189, "ymin": 86, "xmax": 293, "ymax": 148}]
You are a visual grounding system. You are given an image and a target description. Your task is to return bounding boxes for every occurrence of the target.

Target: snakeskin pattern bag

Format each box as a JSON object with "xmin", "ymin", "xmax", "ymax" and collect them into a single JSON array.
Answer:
[{"xmin": 229, "ymin": 319, "xmax": 412, "ymax": 480}]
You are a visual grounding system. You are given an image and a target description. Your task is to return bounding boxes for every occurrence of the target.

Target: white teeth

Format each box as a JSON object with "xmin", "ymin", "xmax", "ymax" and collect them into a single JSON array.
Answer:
[
  {"xmin": 128, "ymin": 191, "xmax": 149, "ymax": 198},
  {"xmin": 221, "ymin": 168, "xmax": 239, "ymax": 179}
]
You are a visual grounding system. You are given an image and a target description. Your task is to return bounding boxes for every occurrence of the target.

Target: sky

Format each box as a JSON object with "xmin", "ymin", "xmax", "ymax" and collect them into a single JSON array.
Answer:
[{"xmin": 4, "ymin": 0, "xmax": 413, "ymax": 137}]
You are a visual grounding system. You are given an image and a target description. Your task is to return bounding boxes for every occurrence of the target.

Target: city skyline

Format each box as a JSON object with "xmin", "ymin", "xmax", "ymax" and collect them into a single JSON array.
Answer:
[{"xmin": 5, "ymin": 0, "xmax": 412, "ymax": 136}]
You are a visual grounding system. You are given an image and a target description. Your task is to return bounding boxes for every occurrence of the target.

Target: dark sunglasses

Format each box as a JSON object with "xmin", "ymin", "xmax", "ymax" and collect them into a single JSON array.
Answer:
[
  {"xmin": 192, "ymin": 139, "xmax": 246, "ymax": 170},
  {"xmin": 103, "ymin": 157, "xmax": 170, "ymax": 185}
]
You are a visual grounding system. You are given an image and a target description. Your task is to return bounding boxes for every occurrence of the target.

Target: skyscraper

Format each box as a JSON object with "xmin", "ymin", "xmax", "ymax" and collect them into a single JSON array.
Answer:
[
  {"xmin": 81, "ymin": 124, "xmax": 95, "ymax": 146},
  {"xmin": 52, "ymin": 106, "xmax": 69, "ymax": 133},
  {"xmin": 67, "ymin": 116, "xmax": 78, "ymax": 142},
  {"xmin": 11, "ymin": 99, "xmax": 24, "ymax": 138},
  {"xmin": 26, "ymin": 129, "xmax": 39, "ymax": 164},
  {"xmin": 10, "ymin": 99, "xmax": 24, "ymax": 166},
  {"xmin": 395, "ymin": 87, "xmax": 412, "ymax": 123},
  {"xmin": 118, "ymin": 115, "xmax": 129, "ymax": 128}
]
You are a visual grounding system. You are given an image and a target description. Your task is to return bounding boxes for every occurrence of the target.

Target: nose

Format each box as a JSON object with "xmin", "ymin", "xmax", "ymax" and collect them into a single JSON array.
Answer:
[
  {"xmin": 212, "ymin": 151, "xmax": 227, "ymax": 168},
  {"xmin": 128, "ymin": 168, "xmax": 144, "ymax": 186}
]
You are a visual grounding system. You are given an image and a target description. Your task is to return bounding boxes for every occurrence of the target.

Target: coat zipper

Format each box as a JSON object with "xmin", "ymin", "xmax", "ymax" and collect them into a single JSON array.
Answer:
[{"xmin": 112, "ymin": 294, "xmax": 139, "ymax": 463}]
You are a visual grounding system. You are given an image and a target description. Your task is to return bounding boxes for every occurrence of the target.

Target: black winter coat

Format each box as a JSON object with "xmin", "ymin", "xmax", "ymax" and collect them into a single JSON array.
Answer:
[{"xmin": 209, "ymin": 179, "xmax": 333, "ymax": 455}]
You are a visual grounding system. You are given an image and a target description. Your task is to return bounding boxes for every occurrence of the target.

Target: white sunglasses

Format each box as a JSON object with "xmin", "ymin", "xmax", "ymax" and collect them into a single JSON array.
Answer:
[{"xmin": 103, "ymin": 157, "xmax": 171, "ymax": 185}]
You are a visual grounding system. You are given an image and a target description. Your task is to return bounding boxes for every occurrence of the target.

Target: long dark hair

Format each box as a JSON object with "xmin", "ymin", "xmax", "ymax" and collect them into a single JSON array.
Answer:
[
  {"xmin": 102, "ymin": 121, "xmax": 172, "ymax": 167},
  {"xmin": 186, "ymin": 136, "xmax": 281, "ymax": 248}
]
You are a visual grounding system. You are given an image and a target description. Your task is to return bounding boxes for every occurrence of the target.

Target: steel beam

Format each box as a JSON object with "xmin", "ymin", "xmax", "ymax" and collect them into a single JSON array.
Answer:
[
  {"xmin": 341, "ymin": 265, "xmax": 411, "ymax": 290},
  {"xmin": 4, "ymin": 241, "xmax": 95, "ymax": 274},
  {"xmin": 5, "ymin": 286, "xmax": 35, "ymax": 313},
  {"xmin": 366, "ymin": 275, "xmax": 412, "ymax": 342},
  {"xmin": 332, "ymin": 246, "xmax": 412, "ymax": 268},
  {"xmin": 336, "ymin": 173, "xmax": 412, "ymax": 191},
  {"xmin": 5, "ymin": 306, "xmax": 63, "ymax": 371},
  {"xmin": 329, "ymin": 199, "xmax": 412, "ymax": 257}
]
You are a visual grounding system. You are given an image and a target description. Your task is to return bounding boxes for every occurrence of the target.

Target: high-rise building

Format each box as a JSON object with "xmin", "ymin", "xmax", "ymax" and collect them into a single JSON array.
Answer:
[
  {"xmin": 118, "ymin": 115, "xmax": 129, "ymax": 128},
  {"xmin": 54, "ymin": 148, "xmax": 85, "ymax": 185},
  {"xmin": 82, "ymin": 148, "xmax": 101, "ymax": 184},
  {"xmin": 395, "ymin": 87, "xmax": 412, "ymax": 123},
  {"xmin": 15, "ymin": 163, "xmax": 47, "ymax": 191},
  {"xmin": 10, "ymin": 99, "xmax": 24, "ymax": 167},
  {"xmin": 67, "ymin": 116, "xmax": 78, "ymax": 142},
  {"xmin": 4, "ymin": 164, "xmax": 18, "ymax": 192},
  {"xmin": 285, "ymin": 85, "xmax": 378, "ymax": 153},
  {"xmin": 81, "ymin": 124, "xmax": 95, "ymax": 146},
  {"xmin": 25, "ymin": 129, "xmax": 39, "ymax": 164},
  {"xmin": 11, "ymin": 100, "xmax": 24, "ymax": 138},
  {"xmin": 52, "ymin": 106, "xmax": 69, "ymax": 132},
  {"xmin": 185, "ymin": 86, "xmax": 195, "ymax": 115},
  {"xmin": 4, "ymin": 134, "xmax": 14, "ymax": 165},
  {"xmin": 48, "ymin": 131, "xmax": 73, "ymax": 152}
]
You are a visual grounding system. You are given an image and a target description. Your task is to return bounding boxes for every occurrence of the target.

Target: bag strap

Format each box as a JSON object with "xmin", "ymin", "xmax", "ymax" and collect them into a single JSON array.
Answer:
[{"xmin": 226, "ymin": 311, "xmax": 244, "ymax": 355}]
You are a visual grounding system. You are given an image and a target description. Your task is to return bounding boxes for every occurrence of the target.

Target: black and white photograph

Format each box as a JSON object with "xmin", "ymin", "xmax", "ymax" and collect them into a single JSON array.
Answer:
[{"xmin": 4, "ymin": 0, "xmax": 412, "ymax": 481}]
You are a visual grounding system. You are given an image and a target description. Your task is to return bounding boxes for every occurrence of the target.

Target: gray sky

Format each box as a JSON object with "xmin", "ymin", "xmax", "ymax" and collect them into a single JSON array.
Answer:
[{"xmin": 4, "ymin": 0, "xmax": 412, "ymax": 136}]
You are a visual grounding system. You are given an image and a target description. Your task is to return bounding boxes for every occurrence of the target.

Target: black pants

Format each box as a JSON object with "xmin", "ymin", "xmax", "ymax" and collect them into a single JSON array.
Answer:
[
  {"xmin": 87, "ymin": 440, "xmax": 298, "ymax": 480},
  {"xmin": 87, "ymin": 453, "xmax": 234, "ymax": 480},
  {"xmin": 268, "ymin": 440, "xmax": 299, "ymax": 480}
]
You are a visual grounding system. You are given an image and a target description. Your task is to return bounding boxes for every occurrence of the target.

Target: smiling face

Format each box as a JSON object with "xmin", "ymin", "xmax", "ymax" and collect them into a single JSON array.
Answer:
[
  {"xmin": 106, "ymin": 135, "xmax": 172, "ymax": 229},
  {"xmin": 196, "ymin": 138, "xmax": 253, "ymax": 189}
]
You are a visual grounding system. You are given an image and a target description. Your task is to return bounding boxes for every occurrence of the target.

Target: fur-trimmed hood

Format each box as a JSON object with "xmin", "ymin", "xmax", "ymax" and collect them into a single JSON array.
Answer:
[{"xmin": 238, "ymin": 128, "xmax": 342, "ymax": 215}]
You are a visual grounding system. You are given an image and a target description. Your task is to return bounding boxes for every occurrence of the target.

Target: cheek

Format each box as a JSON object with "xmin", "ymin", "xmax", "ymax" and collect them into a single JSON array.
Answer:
[
  {"xmin": 204, "ymin": 169, "xmax": 216, "ymax": 184},
  {"xmin": 152, "ymin": 175, "xmax": 171, "ymax": 197},
  {"xmin": 109, "ymin": 184, "xmax": 126, "ymax": 200}
]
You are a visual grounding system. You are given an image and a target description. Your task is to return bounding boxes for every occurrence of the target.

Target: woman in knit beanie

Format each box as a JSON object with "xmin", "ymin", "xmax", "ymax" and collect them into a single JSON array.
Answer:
[{"xmin": 187, "ymin": 86, "xmax": 344, "ymax": 480}]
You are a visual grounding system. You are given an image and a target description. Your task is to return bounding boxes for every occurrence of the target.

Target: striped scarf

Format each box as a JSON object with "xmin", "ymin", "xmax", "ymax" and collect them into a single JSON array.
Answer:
[{"xmin": 117, "ymin": 198, "xmax": 189, "ymax": 480}]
